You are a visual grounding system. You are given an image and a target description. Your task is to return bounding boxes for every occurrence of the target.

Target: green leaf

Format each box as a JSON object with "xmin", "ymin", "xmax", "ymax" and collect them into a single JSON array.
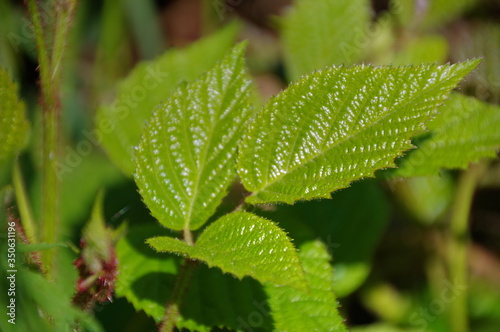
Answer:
[
  {"xmin": 116, "ymin": 225, "xmax": 273, "ymax": 331},
  {"xmin": 0, "ymin": 67, "xmax": 29, "ymax": 171},
  {"xmin": 80, "ymin": 191, "xmax": 114, "ymax": 269},
  {"xmin": 177, "ymin": 264, "xmax": 273, "ymax": 332},
  {"xmin": 392, "ymin": 0, "xmax": 479, "ymax": 29},
  {"xmin": 391, "ymin": 175, "xmax": 454, "ymax": 224},
  {"xmin": 0, "ymin": 241, "xmax": 102, "ymax": 332},
  {"xmin": 134, "ymin": 43, "xmax": 252, "ymax": 231},
  {"xmin": 258, "ymin": 181, "xmax": 390, "ymax": 297},
  {"xmin": 148, "ymin": 212, "xmax": 307, "ymax": 290},
  {"xmin": 238, "ymin": 60, "xmax": 480, "ymax": 205},
  {"xmin": 391, "ymin": 35, "xmax": 449, "ymax": 66},
  {"xmin": 396, "ymin": 93, "xmax": 500, "ymax": 177},
  {"xmin": 96, "ymin": 23, "xmax": 239, "ymax": 175},
  {"xmin": 282, "ymin": 0, "xmax": 371, "ymax": 81},
  {"xmin": 115, "ymin": 224, "xmax": 179, "ymax": 321},
  {"xmin": 265, "ymin": 240, "xmax": 347, "ymax": 332}
]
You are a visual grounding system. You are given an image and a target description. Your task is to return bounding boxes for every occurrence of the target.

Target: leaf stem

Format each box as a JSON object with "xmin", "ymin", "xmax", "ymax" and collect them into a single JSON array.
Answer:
[
  {"xmin": 183, "ymin": 226, "xmax": 194, "ymax": 246},
  {"xmin": 448, "ymin": 162, "xmax": 486, "ymax": 332},
  {"xmin": 12, "ymin": 161, "xmax": 37, "ymax": 243}
]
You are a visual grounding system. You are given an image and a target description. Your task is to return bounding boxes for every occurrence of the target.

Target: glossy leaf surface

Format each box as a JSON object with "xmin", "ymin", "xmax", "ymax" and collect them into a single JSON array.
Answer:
[
  {"xmin": 265, "ymin": 240, "xmax": 346, "ymax": 331},
  {"xmin": 148, "ymin": 212, "xmax": 306, "ymax": 290},
  {"xmin": 238, "ymin": 60, "xmax": 480, "ymax": 204},
  {"xmin": 135, "ymin": 43, "xmax": 252, "ymax": 231}
]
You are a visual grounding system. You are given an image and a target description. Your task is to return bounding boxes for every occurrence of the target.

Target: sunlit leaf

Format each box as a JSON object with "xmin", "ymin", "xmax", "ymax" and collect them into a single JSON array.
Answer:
[
  {"xmin": 396, "ymin": 93, "xmax": 500, "ymax": 177},
  {"xmin": 148, "ymin": 212, "xmax": 307, "ymax": 290},
  {"xmin": 265, "ymin": 240, "xmax": 347, "ymax": 331},
  {"xmin": 238, "ymin": 60, "xmax": 480, "ymax": 205},
  {"xmin": 135, "ymin": 43, "xmax": 252, "ymax": 231},
  {"xmin": 96, "ymin": 23, "xmax": 239, "ymax": 175},
  {"xmin": 282, "ymin": 0, "xmax": 370, "ymax": 80}
]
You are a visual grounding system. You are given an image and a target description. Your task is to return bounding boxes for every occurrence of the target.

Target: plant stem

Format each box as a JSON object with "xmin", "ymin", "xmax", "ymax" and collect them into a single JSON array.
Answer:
[
  {"xmin": 159, "ymin": 259, "xmax": 197, "ymax": 332},
  {"xmin": 159, "ymin": 228, "xmax": 196, "ymax": 332},
  {"xmin": 27, "ymin": 0, "xmax": 78, "ymax": 277},
  {"xmin": 27, "ymin": 0, "xmax": 57, "ymax": 276},
  {"xmin": 26, "ymin": 0, "xmax": 50, "ymax": 90},
  {"xmin": 12, "ymin": 161, "xmax": 37, "ymax": 243},
  {"xmin": 448, "ymin": 163, "xmax": 486, "ymax": 332},
  {"xmin": 50, "ymin": 0, "xmax": 78, "ymax": 87}
]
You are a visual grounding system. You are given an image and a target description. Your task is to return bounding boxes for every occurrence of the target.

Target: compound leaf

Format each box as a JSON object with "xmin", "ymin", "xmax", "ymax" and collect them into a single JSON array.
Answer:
[
  {"xmin": 135, "ymin": 43, "xmax": 252, "ymax": 231},
  {"xmin": 148, "ymin": 212, "xmax": 307, "ymax": 290},
  {"xmin": 282, "ymin": 0, "xmax": 371, "ymax": 81},
  {"xmin": 96, "ymin": 24, "xmax": 238, "ymax": 175},
  {"xmin": 0, "ymin": 67, "xmax": 29, "ymax": 170},
  {"xmin": 265, "ymin": 240, "xmax": 347, "ymax": 331},
  {"xmin": 238, "ymin": 60, "xmax": 480, "ymax": 205},
  {"xmin": 396, "ymin": 93, "xmax": 500, "ymax": 177}
]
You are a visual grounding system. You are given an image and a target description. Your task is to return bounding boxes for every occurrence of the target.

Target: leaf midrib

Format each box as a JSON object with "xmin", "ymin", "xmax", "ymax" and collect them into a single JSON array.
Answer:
[{"xmin": 184, "ymin": 60, "xmax": 247, "ymax": 228}]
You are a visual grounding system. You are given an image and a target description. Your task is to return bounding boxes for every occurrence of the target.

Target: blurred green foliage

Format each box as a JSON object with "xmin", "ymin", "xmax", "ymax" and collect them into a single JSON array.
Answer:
[{"xmin": 0, "ymin": 0, "xmax": 500, "ymax": 331}]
